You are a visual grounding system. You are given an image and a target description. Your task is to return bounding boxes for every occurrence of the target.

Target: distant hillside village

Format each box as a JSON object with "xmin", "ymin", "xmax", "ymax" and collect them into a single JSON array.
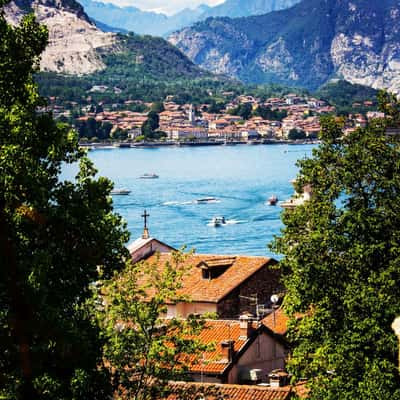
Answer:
[{"xmin": 45, "ymin": 91, "xmax": 381, "ymax": 145}]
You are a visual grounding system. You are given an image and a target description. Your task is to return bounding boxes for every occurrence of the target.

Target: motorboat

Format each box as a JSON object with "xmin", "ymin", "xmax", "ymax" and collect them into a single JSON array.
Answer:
[
  {"xmin": 196, "ymin": 197, "xmax": 218, "ymax": 204},
  {"xmin": 139, "ymin": 173, "xmax": 159, "ymax": 179},
  {"xmin": 210, "ymin": 216, "xmax": 226, "ymax": 227},
  {"xmin": 111, "ymin": 188, "xmax": 131, "ymax": 195},
  {"xmin": 268, "ymin": 195, "xmax": 278, "ymax": 205}
]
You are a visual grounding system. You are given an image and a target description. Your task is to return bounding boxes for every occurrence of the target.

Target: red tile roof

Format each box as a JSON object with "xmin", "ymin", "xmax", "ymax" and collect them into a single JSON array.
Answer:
[
  {"xmin": 141, "ymin": 253, "xmax": 276, "ymax": 303},
  {"xmin": 184, "ymin": 319, "xmax": 259, "ymax": 374},
  {"xmin": 262, "ymin": 308, "xmax": 290, "ymax": 336},
  {"xmin": 262, "ymin": 308, "xmax": 304, "ymax": 337},
  {"xmin": 166, "ymin": 381, "xmax": 293, "ymax": 400}
]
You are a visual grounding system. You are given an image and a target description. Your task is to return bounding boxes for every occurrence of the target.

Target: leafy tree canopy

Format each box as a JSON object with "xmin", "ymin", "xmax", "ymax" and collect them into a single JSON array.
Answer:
[
  {"xmin": 270, "ymin": 91, "xmax": 400, "ymax": 399},
  {"xmin": 228, "ymin": 103, "xmax": 252, "ymax": 120},
  {"xmin": 0, "ymin": 4, "xmax": 129, "ymax": 398},
  {"xmin": 98, "ymin": 251, "xmax": 213, "ymax": 400},
  {"xmin": 287, "ymin": 128, "xmax": 306, "ymax": 140}
]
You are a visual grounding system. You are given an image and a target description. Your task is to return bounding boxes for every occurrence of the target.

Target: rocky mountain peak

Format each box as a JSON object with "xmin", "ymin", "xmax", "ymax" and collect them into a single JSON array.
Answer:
[
  {"xmin": 3, "ymin": 0, "xmax": 117, "ymax": 74},
  {"xmin": 169, "ymin": 0, "xmax": 400, "ymax": 93}
]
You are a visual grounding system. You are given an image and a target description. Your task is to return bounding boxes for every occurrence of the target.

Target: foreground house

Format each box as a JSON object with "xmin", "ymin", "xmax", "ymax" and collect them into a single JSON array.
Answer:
[
  {"xmin": 129, "ymin": 234, "xmax": 282, "ymax": 319},
  {"xmin": 185, "ymin": 316, "xmax": 288, "ymax": 384},
  {"xmin": 126, "ymin": 231, "xmax": 288, "ymax": 387}
]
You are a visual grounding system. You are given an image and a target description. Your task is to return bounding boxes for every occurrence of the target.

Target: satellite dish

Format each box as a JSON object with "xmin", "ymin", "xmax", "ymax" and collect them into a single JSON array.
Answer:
[{"xmin": 270, "ymin": 294, "xmax": 279, "ymax": 304}]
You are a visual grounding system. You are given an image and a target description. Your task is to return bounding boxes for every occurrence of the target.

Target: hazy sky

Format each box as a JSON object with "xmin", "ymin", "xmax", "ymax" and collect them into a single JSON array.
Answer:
[{"xmin": 100, "ymin": 0, "xmax": 225, "ymax": 15}]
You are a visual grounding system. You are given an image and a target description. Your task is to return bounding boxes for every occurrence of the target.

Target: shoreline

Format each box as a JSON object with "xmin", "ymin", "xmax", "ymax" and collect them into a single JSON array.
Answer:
[{"xmin": 80, "ymin": 139, "xmax": 320, "ymax": 149}]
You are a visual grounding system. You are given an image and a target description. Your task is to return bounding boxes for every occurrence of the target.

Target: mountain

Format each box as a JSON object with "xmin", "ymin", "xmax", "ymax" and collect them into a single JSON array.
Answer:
[
  {"xmin": 76, "ymin": 0, "xmax": 299, "ymax": 37},
  {"xmin": 2, "ymin": 0, "xmax": 204, "ymax": 79},
  {"xmin": 78, "ymin": 0, "xmax": 168, "ymax": 36},
  {"xmin": 92, "ymin": 18, "xmax": 128, "ymax": 33},
  {"xmin": 78, "ymin": 0, "xmax": 210, "ymax": 36},
  {"xmin": 199, "ymin": 0, "xmax": 300, "ymax": 19},
  {"xmin": 169, "ymin": 0, "xmax": 400, "ymax": 93},
  {"xmin": 4, "ymin": 0, "xmax": 117, "ymax": 74}
]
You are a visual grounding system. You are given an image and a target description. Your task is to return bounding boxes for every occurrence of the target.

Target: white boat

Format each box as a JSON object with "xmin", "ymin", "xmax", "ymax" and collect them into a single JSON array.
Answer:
[
  {"xmin": 210, "ymin": 216, "xmax": 226, "ymax": 227},
  {"xmin": 139, "ymin": 173, "xmax": 159, "ymax": 179},
  {"xmin": 110, "ymin": 188, "xmax": 131, "ymax": 195},
  {"xmin": 196, "ymin": 197, "xmax": 218, "ymax": 204}
]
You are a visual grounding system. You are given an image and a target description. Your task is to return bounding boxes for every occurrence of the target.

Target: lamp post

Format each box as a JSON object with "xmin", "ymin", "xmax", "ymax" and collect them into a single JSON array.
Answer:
[{"xmin": 271, "ymin": 295, "xmax": 279, "ymax": 361}]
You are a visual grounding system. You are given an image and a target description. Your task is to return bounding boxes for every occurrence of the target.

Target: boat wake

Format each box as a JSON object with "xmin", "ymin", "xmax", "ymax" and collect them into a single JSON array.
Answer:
[
  {"xmin": 225, "ymin": 219, "xmax": 246, "ymax": 225},
  {"xmin": 206, "ymin": 219, "xmax": 246, "ymax": 226},
  {"xmin": 162, "ymin": 200, "xmax": 194, "ymax": 206},
  {"xmin": 163, "ymin": 198, "xmax": 221, "ymax": 206}
]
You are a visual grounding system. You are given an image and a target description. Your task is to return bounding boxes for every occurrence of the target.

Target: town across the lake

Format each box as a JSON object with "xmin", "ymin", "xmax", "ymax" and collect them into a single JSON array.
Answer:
[{"xmin": 47, "ymin": 92, "xmax": 382, "ymax": 145}]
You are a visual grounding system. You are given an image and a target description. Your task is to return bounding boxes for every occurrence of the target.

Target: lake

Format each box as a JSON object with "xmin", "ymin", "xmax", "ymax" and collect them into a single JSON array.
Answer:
[{"xmin": 63, "ymin": 144, "xmax": 315, "ymax": 257}]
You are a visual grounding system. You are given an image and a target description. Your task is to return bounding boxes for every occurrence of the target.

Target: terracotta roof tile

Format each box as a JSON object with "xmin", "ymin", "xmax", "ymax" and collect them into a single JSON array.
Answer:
[
  {"xmin": 184, "ymin": 320, "xmax": 259, "ymax": 374},
  {"xmin": 166, "ymin": 381, "xmax": 293, "ymax": 400},
  {"xmin": 262, "ymin": 308, "xmax": 290, "ymax": 336},
  {"xmin": 262, "ymin": 308, "xmax": 303, "ymax": 336},
  {"xmin": 141, "ymin": 253, "xmax": 276, "ymax": 303}
]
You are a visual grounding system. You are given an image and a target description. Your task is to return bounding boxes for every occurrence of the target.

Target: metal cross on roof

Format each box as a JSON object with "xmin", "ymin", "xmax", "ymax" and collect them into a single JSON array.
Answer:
[{"xmin": 141, "ymin": 209, "xmax": 149, "ymax": 229}]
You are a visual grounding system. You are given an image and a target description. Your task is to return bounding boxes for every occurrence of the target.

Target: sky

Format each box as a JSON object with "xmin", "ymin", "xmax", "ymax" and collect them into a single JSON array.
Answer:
[{"xmin": 99, "ymin": 0, "xmax": 225, "ymax": 15}]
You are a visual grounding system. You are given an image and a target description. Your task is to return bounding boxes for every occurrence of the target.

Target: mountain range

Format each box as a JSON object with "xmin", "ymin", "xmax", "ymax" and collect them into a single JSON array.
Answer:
[
  {"xmin": 77, "ymin": 0, "xmax": 301, "ymax": 37},
  {"xmin": 2, "ymin": 0, "xmax": 203, "ymax": 78},
  {"xmin": 3, "ymin": 0, "xmax": 400, "ymax": 96},
  {"xmin": 169, "ymin": 0, "xmax": 400, "ymax": 93}
]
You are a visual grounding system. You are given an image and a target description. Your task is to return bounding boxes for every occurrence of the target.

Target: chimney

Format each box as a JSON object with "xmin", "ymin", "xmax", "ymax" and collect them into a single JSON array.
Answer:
[
  {"xmin": 268, "ymin": 370, "xmax": 290, "ymax": 387},
  {"xmin": 220, "ymin": 340, "xmax": 235, "ymax": 362},
  {"xmin": 239, "ymin": 314, "xmax": 253, "ymax": 339}
]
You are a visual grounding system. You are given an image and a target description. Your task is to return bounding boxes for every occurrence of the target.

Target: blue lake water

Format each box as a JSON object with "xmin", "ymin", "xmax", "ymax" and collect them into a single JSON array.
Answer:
[{"xmin": 62, "ymin": 144, "xmax": 315, "ymax": 257}]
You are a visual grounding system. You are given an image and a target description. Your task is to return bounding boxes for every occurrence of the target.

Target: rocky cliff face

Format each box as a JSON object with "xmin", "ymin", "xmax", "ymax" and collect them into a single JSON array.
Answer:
[
  {"xmin": 3, "ymin": 0, "xmax": 118, "ymax": 74},
  {"xmin": 169, "ymin": 0, "xmax": 400, "ymax": 93},
  {"xmin": 330, "ymin": 0, "xmax": 400, "ymax": 94}
]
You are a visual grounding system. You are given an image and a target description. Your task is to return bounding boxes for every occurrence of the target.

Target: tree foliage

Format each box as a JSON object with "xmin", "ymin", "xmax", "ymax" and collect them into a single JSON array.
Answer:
[
  {"xmin": 228, "ymin": 103, "xmax": 252, "ymax": 120},
  {"xmin": 0, "ymin": 4, "xmax": 129, "ymax": 398},
  {"xmin": 287, "ymin": 128, "xmax": 306, "ymax": 140},
  {"xmin": 141, "ymin": 111, "xmax": 165, "ymax": 140},
  {"xmin": 99, "ymin": 251, "xmax": 212, "ymax": 400},
  {"xmin": 255, "ymin": 105, "xmax": 287, "ymax": 121},
  {"xmin": 270, "ymin": 92, "xmax": 400, "ymax": 399},
  {"xmin": 316, "ymin": 80, "xmax": 378, "ymax": 116},
  {"xmin": 75, "ymin": 118, "xmax": 113, "ymax": 140}
]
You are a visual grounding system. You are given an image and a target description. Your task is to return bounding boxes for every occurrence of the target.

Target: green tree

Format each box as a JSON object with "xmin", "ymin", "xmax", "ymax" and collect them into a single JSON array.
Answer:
[
  {"xmin": 141, "ymin": 111, "xmax": 160, "ymax": 139},
  {"xmin": 270, "ymin": 96, "xmax": 400, "ymax": 399},
  {"xmin": 111, "ymin": 127, "xmax": 128, "ymax": 140},
  {"xmin": 207, "ymin": 100, "xmax": 225, "ymax": 114},
  {"xmin": 151, "ymin": 101, "xmax": 165, "ymax": 113},
  {"xmin": 255, "ymin": 105, "xmax": 287, "ymax": 121},
  {"xmin": 99, "ymin": 251, "xmax": 212, "ymax": 400},
  {"xmin": 147, "ymin": 110, "xmax": 160, "ymax": 131},
  {"xmin": 287, "ymin": 128, "xmax": 306, "ymax": 140},
  {"xmin": 229, "ymin": 103, "xmax": 252, "ymax": 120},
  {"xmin": 0, "ymin": 4, "xmax": 129, "ymax": 398}
]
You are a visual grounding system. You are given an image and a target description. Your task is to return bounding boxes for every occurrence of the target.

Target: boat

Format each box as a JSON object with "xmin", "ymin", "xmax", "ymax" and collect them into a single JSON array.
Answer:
[
  {"xmin": 196, "ymin": 197, "xmax": 218, "ymax": 204},
  {"xmin": 110, "ymin": 188, "xmax": 131, "ymax": 195},
  {"xmin": 139, "ymin": 173, "xmax": 159, "ymax": 179},
  {"xmin": 268, "ymin": 195, "xmax": 278, "ymax": 206},
  {"xmin": 210, "ymin": 216, "xmax": 226, "ymax": 227}
]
